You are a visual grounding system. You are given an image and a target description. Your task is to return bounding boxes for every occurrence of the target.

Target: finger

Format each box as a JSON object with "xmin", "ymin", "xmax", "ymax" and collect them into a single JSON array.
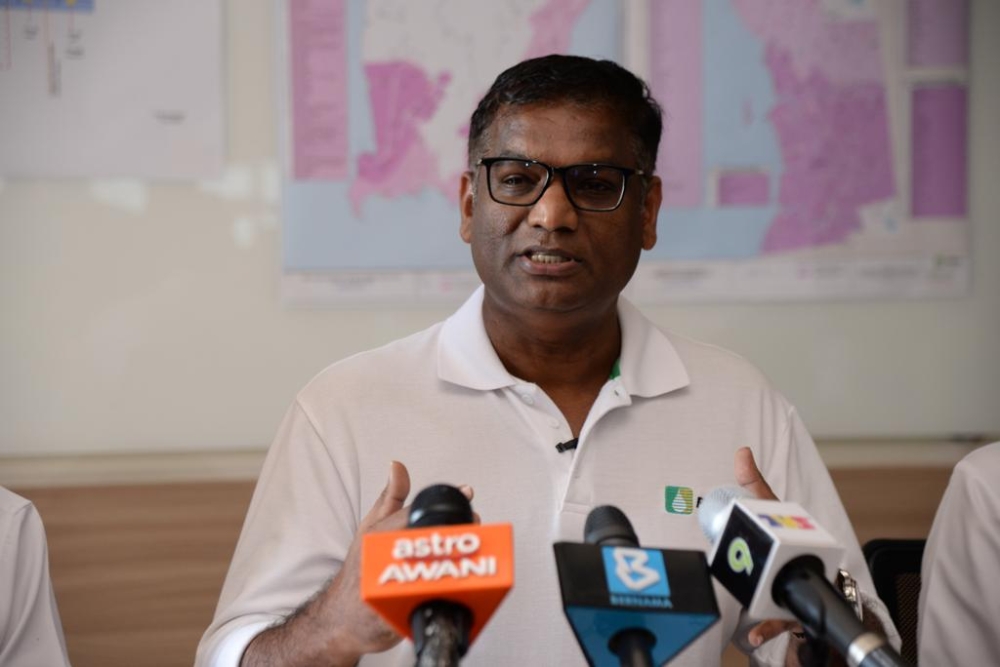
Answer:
[
  {"xmin": 734, "ymin": 446, "xmax": 778, "ymax": 501},
  {"xmin": 455, "ymin": 485, "xmax": 481, "ymax": 524},
  {"xmin": 360, "ymin": 461, "xmax": 411, "ymax": 532},
  {"xmin": 384, "ymin": 460, "xmax": 411, "ymax": 508},
  {"xmin": 747, "ymin": 619, "xmax": 801, "ymax": 648}
]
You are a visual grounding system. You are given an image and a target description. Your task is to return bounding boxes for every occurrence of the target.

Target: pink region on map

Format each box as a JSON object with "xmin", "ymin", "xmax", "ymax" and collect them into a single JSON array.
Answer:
[
  {"xmin": 911, "ymin": 86, "xmax": 967, "ymax": 218},
  {"xmin": 349, "ymin": 61, "xmax": 450, "ymax": 214},
  {"xmin": 732, "ymin": 0, "xmax": 883, "ymax": 84},
  {"xmin": 650, "ymin": 0, "xmax": 703, "ymax": 208},
  {"xmin": 907, "ymin": 0, "xmax": 969, "ymax": 68},
  {"xmin": 718, "ymin": 171, "xmax": 770, "ymax": 207},
  {"xmin": 524, "ymin": 0, "xmax": 591, "ymax": 58},
  {"xmin": 290, "ymin": 0, "xmax": 348, "ymax": 181},
  {"xmin": 761, "ymin": 46, "xmax": 895, "ymax": 253}
]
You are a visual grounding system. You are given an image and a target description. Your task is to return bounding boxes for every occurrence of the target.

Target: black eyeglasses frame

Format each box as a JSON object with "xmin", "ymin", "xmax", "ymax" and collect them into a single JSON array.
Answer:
[{"xmin": 475, "ymin": 157, "xmax": 646, "ymax": 212}]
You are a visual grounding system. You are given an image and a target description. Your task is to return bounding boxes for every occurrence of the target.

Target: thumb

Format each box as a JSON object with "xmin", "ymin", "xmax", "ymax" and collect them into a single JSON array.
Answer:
[
  {"xmin": 361, "ymin": 460, "xmax": 411, "ymax": 531},
  {"xmin": 734, "ymin": 446, "xmax": 778, "ymax": 501}
]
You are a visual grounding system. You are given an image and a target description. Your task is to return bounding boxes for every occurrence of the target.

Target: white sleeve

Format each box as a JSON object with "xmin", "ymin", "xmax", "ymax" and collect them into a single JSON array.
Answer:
[
  {"xmin": 0, "ymin": 495, "xmax": 72, "ymax": 667},
  {"xmin": 195, "ymin": 399, "xmax": 362, "ymax": 666},
  {"xmin": 196, "ymin": 618, "xmax": 278, "ymax": 667},
  {"xmin": 918, "ymin": 444, "xmax": 1000, "ymax": 667}
]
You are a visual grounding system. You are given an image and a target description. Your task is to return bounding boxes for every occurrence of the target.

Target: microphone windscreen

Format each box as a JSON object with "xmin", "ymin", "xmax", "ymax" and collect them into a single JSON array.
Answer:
[
  {"xmin": 408, "ymin": 484, "xmax": 474, "ymax": 528},
  {"xmin": 584, "ymin": 505, "xmax": 639, "ymax": 547},
  {"xmin": 697, "ymin": 486, "xmax": 751, "ymax": 543}
]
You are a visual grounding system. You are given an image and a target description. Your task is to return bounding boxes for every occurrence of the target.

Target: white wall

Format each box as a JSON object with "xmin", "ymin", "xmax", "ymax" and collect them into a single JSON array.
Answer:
[{"xmin": 1, "ymin": 0, "xmax": 998, "ymax": 457}]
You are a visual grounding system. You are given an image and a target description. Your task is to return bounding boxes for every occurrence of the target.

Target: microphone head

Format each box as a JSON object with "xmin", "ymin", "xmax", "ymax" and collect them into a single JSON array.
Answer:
[
  {"xmin": 408, "ymin": 484, "xmax": 474, "ymax": 528},
  {"xmin": 584, "ymin": 505, "xmax": 640, "ymax": 547},
  {"xmin": 697, "ymin": 486, "xmax": 751, "ymax": 543}
]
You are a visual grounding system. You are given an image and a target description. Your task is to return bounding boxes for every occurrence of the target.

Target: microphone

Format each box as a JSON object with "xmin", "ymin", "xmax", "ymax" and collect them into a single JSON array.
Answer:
[
  {"xmin": 556, "ymin": 438, "xmax": 579, "ymax": 453},
  {"xmin": 699, "ymin": 487, "xmax": 909, "ymax": 667},
  {"xmin": 554, "ymin": 505, "xmax": 720, "ymax": 666},
  {"xmin": 361, "ymin": 484, "xmax": 514, "ymax": 666}
]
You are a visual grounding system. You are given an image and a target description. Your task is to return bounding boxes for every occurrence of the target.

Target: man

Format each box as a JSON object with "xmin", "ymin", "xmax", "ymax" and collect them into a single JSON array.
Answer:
[
  {"xmin": 198, "ymin": 55, "xmax": 894, "ymax": 666},
  {"xmin": 0, "ymin": 486, "xmax": 72, "ymax": 667},
  {"xmin": 919, "ymin": 442, "xmax": 1000, "ymax": 666}
]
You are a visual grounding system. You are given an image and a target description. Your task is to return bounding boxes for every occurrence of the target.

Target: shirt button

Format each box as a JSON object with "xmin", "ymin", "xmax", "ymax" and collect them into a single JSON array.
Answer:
[
  {"xmin": 549, "ymin": 419, "xmax": 560, "ymax": 429},
  {"xmin": 520, "ymin": 393, "xmax": 534, "ymax": 405}
]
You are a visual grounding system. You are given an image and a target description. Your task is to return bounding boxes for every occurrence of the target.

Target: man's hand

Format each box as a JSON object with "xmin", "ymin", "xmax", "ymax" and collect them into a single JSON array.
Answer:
[
  {"xmin": 241, "ymin": 461, "xmax": 476, "ymax": 667},
  {"xmin": 319, "ymin": 459, "xmax": 414, "ymax": 659},
  {"xmin": 734, "ymin": 447, "xmax": 806, "ymax": 666}
]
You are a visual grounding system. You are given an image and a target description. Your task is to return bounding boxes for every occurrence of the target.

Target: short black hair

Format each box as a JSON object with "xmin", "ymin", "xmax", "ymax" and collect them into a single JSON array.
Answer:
[{"xmin": 467, "ymin": 54, "xmax": 663, "ymax": 173}]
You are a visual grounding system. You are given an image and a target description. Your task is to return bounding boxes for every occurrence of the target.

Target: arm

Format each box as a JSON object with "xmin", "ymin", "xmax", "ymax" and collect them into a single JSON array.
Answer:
[
  {"xmin": 918, "ymin": 445, "xmax": 1000, "ymax": 666},
  {"xmin": 240, "ymin": 461, "xmax": 412, "ymax": 667},
  {"xmin": 0, "ymin": 493, "xmax": 71, "ymax": 667},
  {"xmin": 735, "ymin": 437, "xmax": 898, "ymax": 667},
  {"xmin": 196, "ymin": 398, "xmax": 414, "ymax": 667}
]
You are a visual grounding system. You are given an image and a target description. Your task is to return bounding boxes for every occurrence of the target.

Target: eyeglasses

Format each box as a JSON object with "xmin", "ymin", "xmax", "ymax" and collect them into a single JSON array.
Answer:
[{"xmin": 476, "ymin": 157, "xmax": 645, "ymax": 212}]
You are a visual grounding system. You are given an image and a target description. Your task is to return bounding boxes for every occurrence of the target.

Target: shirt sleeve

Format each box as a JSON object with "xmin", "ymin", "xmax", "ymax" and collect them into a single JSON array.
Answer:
[
  {"xmin": 0, "ymin": 497, "xmax": 72, "ymax": 667},
  {"xmin": 195, "ymin": 399, "xmax": 363, "ymax": 667},
  {"xmin": 746, "ymin": 404, "xmax": 901, "ymax": 666},
  {"xmin": 918, "ymin": 445, "xmax": 1000, "ymax": 667}
]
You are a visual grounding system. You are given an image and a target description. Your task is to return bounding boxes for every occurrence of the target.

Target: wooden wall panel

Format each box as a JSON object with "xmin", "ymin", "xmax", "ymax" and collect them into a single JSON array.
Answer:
[{"xmin": 21, "ymin": 482, "xmax": 255, "ymax": 667}]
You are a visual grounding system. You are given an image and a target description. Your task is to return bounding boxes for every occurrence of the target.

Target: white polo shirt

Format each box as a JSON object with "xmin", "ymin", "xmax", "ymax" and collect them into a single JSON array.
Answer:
[
  {"xmin": 919, "ymin": 442, "xmax": 1000, "ymax": 667},
  {"xmin": 198, "ymin": 287, "xmax": 893, "ymax": 666},
  {"xmin": 0, "ymin": 487, "xmax": 71, "ymax": 667}
]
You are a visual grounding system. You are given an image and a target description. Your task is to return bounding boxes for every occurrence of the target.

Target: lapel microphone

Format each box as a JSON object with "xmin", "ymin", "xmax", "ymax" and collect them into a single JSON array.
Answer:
[{"xmin": 556, "ymin": 438, "xmax": 579, "ymax": 453}]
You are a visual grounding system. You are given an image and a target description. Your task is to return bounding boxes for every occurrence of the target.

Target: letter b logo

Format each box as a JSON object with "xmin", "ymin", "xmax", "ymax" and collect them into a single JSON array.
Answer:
[{"xmin": 602, "ymin": 547, "xmax": 670, "ymax": 596}]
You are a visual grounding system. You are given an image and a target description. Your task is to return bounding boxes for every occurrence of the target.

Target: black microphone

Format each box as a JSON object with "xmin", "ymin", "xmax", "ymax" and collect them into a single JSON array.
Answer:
[
  {"xmin": 699, "ymin": 488, "xmax": 909, "ymax": 667},
  {"xmin": 553, "ymin": 505, "xmax": 720, "ymax": 667},
  {"xmin": 587, "ymin": 506, "xmax": 657, "ymax": 667},
  {"xmin": 407, "ymin": 484, "xmax": 475, "ymax": 667},
  {"xmin": 556, "ymin": 438, "xmax": 579, "ymax": 453},
  {"xmin": 360, "ymin": 484, "xmax": 514, "ymax": 667}
]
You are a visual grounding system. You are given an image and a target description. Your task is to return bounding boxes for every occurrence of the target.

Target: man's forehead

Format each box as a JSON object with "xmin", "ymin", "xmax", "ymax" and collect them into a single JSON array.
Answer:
[{"xmin": 483, "ymin": 103, "xmax": 632, "ymax": 164}]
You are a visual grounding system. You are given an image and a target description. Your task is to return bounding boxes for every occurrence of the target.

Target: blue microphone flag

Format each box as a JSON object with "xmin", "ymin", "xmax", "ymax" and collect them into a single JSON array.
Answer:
[{"xmin": 553, "ymin": 543, "xmax": 719, "ymax": 667}]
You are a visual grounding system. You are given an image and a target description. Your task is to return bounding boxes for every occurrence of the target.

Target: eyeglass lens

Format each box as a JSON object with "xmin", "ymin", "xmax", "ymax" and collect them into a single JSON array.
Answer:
[{"xmin": 487, "ymin": 160, "xmax": 627, "ymax": 211}]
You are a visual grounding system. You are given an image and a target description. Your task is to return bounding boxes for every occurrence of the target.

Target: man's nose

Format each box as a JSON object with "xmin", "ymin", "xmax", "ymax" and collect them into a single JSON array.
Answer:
[{"xmin": 526, "ymin": 176, "xmax": 579, "ymax": 232}]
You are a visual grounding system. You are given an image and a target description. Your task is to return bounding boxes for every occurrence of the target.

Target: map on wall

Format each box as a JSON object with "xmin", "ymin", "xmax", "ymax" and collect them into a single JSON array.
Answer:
[{"xmin": 279, "ymin": 0, "xmax": 970, "ymax": 304}]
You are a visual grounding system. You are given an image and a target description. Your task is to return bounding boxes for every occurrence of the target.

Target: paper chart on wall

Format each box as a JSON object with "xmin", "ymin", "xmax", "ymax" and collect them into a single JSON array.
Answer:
[{"xmin": 0, "ymin": 0, "xmax": 224, "ymax": 180}]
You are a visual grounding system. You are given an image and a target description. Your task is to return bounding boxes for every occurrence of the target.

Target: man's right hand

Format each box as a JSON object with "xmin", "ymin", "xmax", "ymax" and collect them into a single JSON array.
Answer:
[{"xmin": 241, "ymin": 461, "xmax": 447, "ymax": 667}]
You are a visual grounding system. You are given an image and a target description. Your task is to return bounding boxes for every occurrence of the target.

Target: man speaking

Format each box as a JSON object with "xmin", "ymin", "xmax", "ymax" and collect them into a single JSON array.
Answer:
[{"xmin": 197, "ymin": 55, "xmax": 895, "ymax": 666}]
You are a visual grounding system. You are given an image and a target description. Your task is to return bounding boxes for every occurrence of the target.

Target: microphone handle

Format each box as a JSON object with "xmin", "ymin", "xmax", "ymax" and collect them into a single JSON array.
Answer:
[
  {"xmin": 412, "ymin": 600, "xmax": 472, "ymax": 667},
  {"xmin": 611, "ymin": 628, "xmax": 656, "ymax": 667},
  {"xmin": 774, "ymin": 557, "xmax": 909, "ymax": 667},
  {"xmin": 858, "ymin": 645, "xmax": 911, "ymax": 667}
]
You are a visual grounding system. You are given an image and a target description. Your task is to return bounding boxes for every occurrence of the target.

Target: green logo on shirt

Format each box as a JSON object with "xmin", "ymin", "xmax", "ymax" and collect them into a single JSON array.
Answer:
[{"xmin": 665, "ymin": 486, "xmax": 694, "ymax": 515}]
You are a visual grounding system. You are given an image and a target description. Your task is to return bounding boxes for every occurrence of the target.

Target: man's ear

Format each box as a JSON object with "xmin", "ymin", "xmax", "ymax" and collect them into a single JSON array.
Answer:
[
  {"xmin": 459, "ymin": 170, "xmax": 475, "ymax": 244},
  {"xmin": 641, "ymin": 175, "xmax": 662, "ymax": 250}
]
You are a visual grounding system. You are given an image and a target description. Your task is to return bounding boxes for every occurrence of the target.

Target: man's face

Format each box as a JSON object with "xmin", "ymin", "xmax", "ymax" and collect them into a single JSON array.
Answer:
[{"xmin": 459, "ymin": 102, "xmax": 661, "ymax": 319}]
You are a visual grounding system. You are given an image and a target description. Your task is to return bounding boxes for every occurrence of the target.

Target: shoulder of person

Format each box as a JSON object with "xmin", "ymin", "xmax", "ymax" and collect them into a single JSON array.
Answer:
[
  {"xmin": 0, "ymin": 486, "xmax": 33, "ymax": 520},
  {"xmin": 659, "ymin": 328, "xmax": 778, "ymax": 392},
  {"xmin": 952, "ymin": 441, "xmax": 1000, "ymax": 491},
  {"xmin": 296, "ymin": 321, "xmax": 446, "ymax": 400}
]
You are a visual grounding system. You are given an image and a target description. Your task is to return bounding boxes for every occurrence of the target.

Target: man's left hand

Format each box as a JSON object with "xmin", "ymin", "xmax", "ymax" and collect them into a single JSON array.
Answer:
[{"xmin": 734, "ymin": 447, "xmax": 807, "ymax": 666}]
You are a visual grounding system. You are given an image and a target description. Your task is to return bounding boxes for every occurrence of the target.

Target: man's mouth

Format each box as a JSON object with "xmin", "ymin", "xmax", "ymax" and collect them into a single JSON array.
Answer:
[{"xmin": 526, "ymin": 251, "xmax": 577, "ymax": 264}]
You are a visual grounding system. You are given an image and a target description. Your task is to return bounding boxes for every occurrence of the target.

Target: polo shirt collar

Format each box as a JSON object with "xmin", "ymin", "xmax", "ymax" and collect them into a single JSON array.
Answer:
[
  {"xmin": 615, "ymin": 296, "xmax": 690, "ymax": 397},
  {"xmin": 437, "ymin": 286, "xmax": 690, "ymax": 397},
  {"xmin": 438, "ymin": 287, "xmax": 515, "ymax": 390}
]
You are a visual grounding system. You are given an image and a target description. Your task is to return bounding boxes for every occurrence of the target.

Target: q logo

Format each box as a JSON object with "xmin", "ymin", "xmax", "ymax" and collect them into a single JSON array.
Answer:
[{"xmin": 727, "ymin": 537, "xmax": 754, "ymax": 575}]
